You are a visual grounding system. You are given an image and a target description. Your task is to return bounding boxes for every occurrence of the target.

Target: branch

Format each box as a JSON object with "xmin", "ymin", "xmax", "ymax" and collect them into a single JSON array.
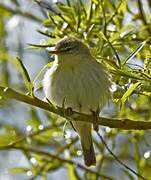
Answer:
[{"xmin": 0, "ymin": 86, "xmax": 151, "ymax": 130}]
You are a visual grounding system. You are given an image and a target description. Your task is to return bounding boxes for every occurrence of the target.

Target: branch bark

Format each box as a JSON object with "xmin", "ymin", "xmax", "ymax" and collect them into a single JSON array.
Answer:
[{"xmin": 0, "ymin": 86, "xmax": 151, "ymax": 130}]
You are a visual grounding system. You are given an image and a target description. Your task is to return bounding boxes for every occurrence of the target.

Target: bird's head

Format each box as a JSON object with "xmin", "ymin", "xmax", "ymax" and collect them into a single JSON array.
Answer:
[{"xmin": 49, "ymin": 37, "xmax": 90, "ymax": 57}]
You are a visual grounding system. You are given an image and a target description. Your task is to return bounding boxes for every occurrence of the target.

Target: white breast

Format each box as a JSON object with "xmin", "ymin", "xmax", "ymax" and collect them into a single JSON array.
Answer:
[{"xmin": 43, "ymin": 57, "xmax": 110, "ymax": 115}]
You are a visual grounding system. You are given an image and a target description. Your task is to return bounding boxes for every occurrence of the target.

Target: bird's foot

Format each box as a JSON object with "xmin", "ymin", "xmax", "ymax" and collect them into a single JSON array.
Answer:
[
  {"xmin": 61, "ymin": 98, "xmax": 73, "ymax": 117},
  {"xmin": 65, "ymin": 107, "xmax": 73, "ymax": 117}
]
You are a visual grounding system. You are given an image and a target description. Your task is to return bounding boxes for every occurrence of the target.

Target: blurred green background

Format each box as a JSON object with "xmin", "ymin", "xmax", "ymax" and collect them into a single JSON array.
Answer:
[{"xmin": 0, "ymin": 0, "xmax": 151, "ymax": 179}]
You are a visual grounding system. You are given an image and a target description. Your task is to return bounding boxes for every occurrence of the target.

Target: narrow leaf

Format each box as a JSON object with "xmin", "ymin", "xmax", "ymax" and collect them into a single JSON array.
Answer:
[
  {"xmin": 100, "ymin": 32, "xmax": 121, "ymax": 67},
  {"xmin": 87, "ymin": 0, "xmax": 93, "ymax": 21},
  {"xmin": 17, "ymin": 57, "xmax": 34, "ymax": 96},
  {"xmin": 123, "ymin": 40, "xmax": 147, "ymax": 65},
  {"xmin": 9, "ymin": 168, "xmax": 29, "ymax": 174},
  {"xmin": 121, "ymin": 82, "xmax": 141, "ymax": 109},
  {"xmin": 66, "ymin": 164, "xmax": 78, "ymax": 180},
  {"xmin": 17, "ymin": 57, "xmax": 31, "ymax": 83},
  {"xmin": 28, "ymin": 43, "xmax": 53, "ymax": 48},
  {"xmin": 111, "ymin": 69, "xmax": 143, "ymax": 80}
]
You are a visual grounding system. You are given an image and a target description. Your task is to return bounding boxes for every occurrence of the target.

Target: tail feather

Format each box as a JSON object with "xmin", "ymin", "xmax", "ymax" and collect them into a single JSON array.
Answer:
[
  {"xmin": 72, "ymin": 121, "xmax": 96, "ymax": 166},
  {"xmin": 81, "ymin": 138, "xmax": 96, "ymax": 166}
]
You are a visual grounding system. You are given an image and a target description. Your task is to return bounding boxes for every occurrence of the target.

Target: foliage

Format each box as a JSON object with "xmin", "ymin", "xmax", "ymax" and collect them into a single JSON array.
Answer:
[{"xmin": 0, "ymin": 0, "xmax": 151, "ymax": 179}]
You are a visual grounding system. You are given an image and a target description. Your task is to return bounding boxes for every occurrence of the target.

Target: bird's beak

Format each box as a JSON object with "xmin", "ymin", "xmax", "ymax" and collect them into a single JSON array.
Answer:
[{"xmin": 46, "ymin": 47, "xmax": 59, "ymax": 54}]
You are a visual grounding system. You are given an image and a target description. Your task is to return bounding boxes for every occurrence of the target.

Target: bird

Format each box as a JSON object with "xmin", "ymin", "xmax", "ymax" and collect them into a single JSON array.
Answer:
[{"xmin": 43, "ymin": 37, "xmax": 111, "ymax": 166}]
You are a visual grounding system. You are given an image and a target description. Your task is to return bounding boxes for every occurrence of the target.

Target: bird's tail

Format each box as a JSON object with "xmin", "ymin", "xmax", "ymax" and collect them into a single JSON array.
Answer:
[
  {"xmin": 72, "ymin": 121, "xmax": 96, "ymax": 166},
  {"xmin": 81, "ymin": 135, "xmax": 96, "ymax": 166}
]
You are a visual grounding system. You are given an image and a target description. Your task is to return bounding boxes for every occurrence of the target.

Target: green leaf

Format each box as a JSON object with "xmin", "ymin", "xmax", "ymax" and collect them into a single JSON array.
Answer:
[
  {"xmin": 99, "ymin": 57, "xmax": 119, "ymax": 69},
  {"xmin": 121, "ymin": 82, "xmax": 141, "ymax": 110},
  {"xmin": 0, "ymin": 134, "xmax": 16, "ymax": 146},
  {"xmin": 0, "ymin": 126, "xmax": 20, "ymax": 147},
  {"xmin": 99, "ymin": 31, "xmax": 121, "ymax": 67},
  {"xmin": 17, "ymin": 57, "xmax": 30, "ymax": 82},
  {"xmin": 118, "ymin": 0, "xmax": 127, "ymax": 14},
  {"xmin": 87, "ymin": 0, "xmax": 93, "ymax": 21},
  {"xmin": 9, "ymin": 167, "xmax": 29, "ymax": 174},
  {"xmin": 99, "ymin": 31, "xmax": 108, "ymax": 41},
  {"xmin": 56, "ymin": 2, "xmax": 74, "ymax": 14},
  {"xmin": 32, "ymin": 126, "xmax": 62, "ymax": 144},
  {"xmin": 123, "ymin": 40, "xmax": 147, "ymax": 65},
  {"xmin": 17, "ymin": 57, "xmax": 34, "ymax": 96},
  {"xmin": 66, "ymin": 164, "xmax": 78, "ymax": 180},
  {"xmin": 111, "ymin": 69, "xmax": 143, "ymax": 80},
  {"xmin": 79, "ymin": 0, "xmax": 87, "ymax": 17},
  {"xmin": 144, "ymin": 50, "xmax": 151, "ymax": 71},
  {"xmin": 141, "ymin": 92, "xmax": 151, "ymax": 97},
  {"xmin": 109, "ymin": 25, "xmax": 134, "ymax": 42},
  {"xmin": 28, "ymin": 43, "xmax": 53, "ymax": 48},
  {"xmin": 37, "ymin": 30, "xmax": 56, "ymax": 38},
  {"xmin": 44, "ymin": 160, "xmax": 62, "ymax": 171}
]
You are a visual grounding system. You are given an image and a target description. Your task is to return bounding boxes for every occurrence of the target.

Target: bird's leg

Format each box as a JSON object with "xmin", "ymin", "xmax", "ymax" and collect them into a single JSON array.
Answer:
[
  {"xmin": 62, "ymin": 97, "xmax": 74, "ymax": 117},
  {"xmin": 64, "ymin": 107, "xmax": 77, "ymax": 132},
  {"xmin": 91, "ymin": 110, "xmax": 99, "ymax": 132},
  {"xmin": 62, "ymin": 97, "xmax": 66, "ymax": 117},
  {"xmin": 65, "ymin": 103, "xmax": 82, "ymax": 132},
  {"xmin": 61, "ymin": 97, "xmax": 68, "ymax": 137},
  {"xmin": 61, "ymin": 98, "xmax": 75, "ymax": 134},
  {"xmin": 46, "ymin": 98, "xmax": 57, "ymax": 112}
]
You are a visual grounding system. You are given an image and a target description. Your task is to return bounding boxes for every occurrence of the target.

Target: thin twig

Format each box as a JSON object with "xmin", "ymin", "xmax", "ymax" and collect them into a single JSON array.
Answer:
[
  {"xmin": 29, "ymin": 161, "xmax": 48, "ymax": 180},
  {"xmin": 56, "ymin": 137, "xmax": 78, "ymax": 154},
  {"xmin": 96, "ymin": 131, "xmax": 147, "ymax": 180},
  {"xmin": 100, "ymin": 0, "xmax": 107, "ymax": 36},
  {"xmin": 30, "ymin": 137, "xmax": 78, "ymax": 179},
  {"xmin": 8, "ymin": 122, "xmax": 64, "ymax": 147},
  {"xmin": 105, "ymin": 36, "xmax": 121, "ymax": 67},
  {"xmin": 2, "ymin": 145, "xmax": 114, "ymax": 180}
]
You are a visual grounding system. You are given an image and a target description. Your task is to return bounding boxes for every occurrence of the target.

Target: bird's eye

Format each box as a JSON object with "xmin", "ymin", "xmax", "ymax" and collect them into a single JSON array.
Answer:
[
  {"xmin": 59, "ymin": 44, "xmax": 76, "ymax": 52},
  {"xmin": 65, "ymin": 47, "xmax": 71, "ymax": 51},
  {"xmin": 64, "ymin": 44, "xmax": 77, "ymax": 52}
]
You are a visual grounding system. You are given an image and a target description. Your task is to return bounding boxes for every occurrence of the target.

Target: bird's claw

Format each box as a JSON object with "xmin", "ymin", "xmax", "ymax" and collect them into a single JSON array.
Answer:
[{"xmin": 65, "ymin": 107, "xmax": 73, "ymax": 117}]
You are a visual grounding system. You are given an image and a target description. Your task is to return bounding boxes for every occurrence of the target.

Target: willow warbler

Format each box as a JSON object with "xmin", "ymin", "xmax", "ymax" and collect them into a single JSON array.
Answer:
[{"xmin": 43, "ymin": 37, "xmax": 111, "ymax": 166}]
